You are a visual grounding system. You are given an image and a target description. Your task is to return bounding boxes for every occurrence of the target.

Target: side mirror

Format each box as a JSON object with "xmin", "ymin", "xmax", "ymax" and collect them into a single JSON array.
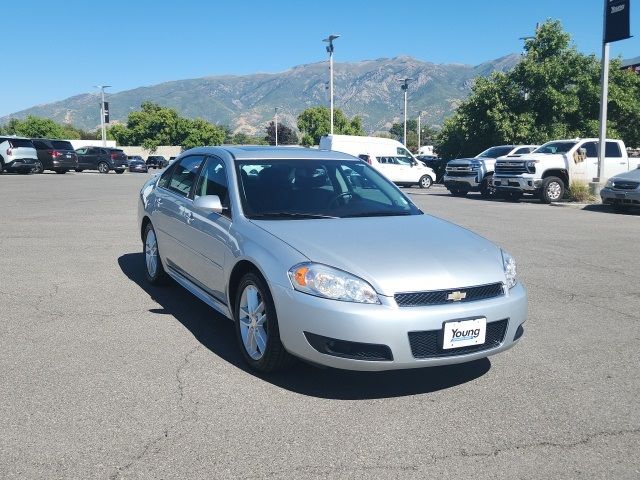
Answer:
[{"xmin": 194, "ymin": 194, "xmax": 223, "ymax": 214}]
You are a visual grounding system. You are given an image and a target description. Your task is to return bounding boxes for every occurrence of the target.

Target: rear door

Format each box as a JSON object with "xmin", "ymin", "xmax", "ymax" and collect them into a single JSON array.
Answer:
[
  {"xmin": 604, "ymin": 141, "xmax": 627, "ymax": 177},
  {"xmin": 32, "ymin": 140, "xmax": 52, "ymax": 169}
]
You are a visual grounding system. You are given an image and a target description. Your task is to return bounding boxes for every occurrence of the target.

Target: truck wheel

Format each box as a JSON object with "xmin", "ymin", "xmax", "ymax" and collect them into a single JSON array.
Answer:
[
  {"xmin": 98, "ymin": 162, "xmax": 109, "ymax": 174},
  {"xmin": 418, "ymin": 175, "xmax": 432, "ymax": 189},
  {"xmin": 539, "ymin": 176, "xmax": 564, "ymax": 204},
  {"xmin": 480, "ymin": 176, "xmax": 495, "ymax": 198}
]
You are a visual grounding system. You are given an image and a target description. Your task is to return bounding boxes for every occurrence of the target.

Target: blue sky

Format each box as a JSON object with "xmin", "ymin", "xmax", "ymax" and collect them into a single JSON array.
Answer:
[{"xmin": 1, "ymin": 0, "xmax": 638, "ymax": 116}]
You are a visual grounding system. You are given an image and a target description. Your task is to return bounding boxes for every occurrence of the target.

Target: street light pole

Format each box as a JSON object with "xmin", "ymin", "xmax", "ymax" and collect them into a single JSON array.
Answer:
[
  {"xmin": 94, "ymin": 85, "xmax": 111, "ymax": 147},
  {"xmin": 323, "ymin": 34, "xmax": 340, "ymax": 136},
  {"xmin": 400, "ymin": 78, "xmax": 413, "ymax": 146},
  {"xmin": 274, "ymin": 107, "xmax": 279, "ymax": 146},
  {"xmin": 417, "ymin": 111, "xmax": 425, "ymax": 151}
]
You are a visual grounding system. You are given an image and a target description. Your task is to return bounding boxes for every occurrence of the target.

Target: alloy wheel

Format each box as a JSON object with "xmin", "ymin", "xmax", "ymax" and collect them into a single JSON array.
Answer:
[
  {"xmin": 547, "ymin": 182, "xmax": 562, "ymax": 201},
  {"xmin": 238, "ymin": 285, "xmax": 268, "ymax": 360},
  {"xmin": 145, "ymin": 229, "xmax": 159, "ymax": 278}
]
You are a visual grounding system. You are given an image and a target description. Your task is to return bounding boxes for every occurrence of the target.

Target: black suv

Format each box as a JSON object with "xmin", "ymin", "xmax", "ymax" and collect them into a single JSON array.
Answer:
[
  {"xmin": 75, "ymin": 147, "xmax": 128, "ymax": 173},
  {"xmin": 31, "ymin": 139, "xmax": 78, "ymax": 174},
  {"xmin": 146, "ymin": 155, "xmax": 167, "ymax": 169}
]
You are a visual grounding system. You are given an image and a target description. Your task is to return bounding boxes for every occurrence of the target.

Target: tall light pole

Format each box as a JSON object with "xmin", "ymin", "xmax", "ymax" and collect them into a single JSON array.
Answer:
[
  {"xmin": 400, "ymin": 78, "xmax": 413, "ymax": 146},
  {"xmin": 94, "ymin": 85, "xmax": 111, "ymax": 146},
  {"xmin": 274, "ymin": 107, "xmax": 280, "ymax": 146},
  {"xmin": 417, "ymin": 110, "xmax": 426, "ymax": 151},
  {"xmin": 323, "ymin": 34, "xmax": 340, "ymax": 135}
]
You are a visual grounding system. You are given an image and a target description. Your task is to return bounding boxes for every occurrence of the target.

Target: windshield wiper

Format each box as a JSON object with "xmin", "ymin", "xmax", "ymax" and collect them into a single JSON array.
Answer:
[
  {"xmin": 342, "ymin": 211, "xmax": 412, "ymax": 218},
  {"xmin": 249, "ymin": 212, "xmax": 338, "ymax": 219}
]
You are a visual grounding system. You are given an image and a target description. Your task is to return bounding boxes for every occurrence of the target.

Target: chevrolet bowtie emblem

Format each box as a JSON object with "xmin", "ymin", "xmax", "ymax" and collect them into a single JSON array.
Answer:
[{"xmin": 447, "ymin": 291, "xmax": 467, "ymax": 302}]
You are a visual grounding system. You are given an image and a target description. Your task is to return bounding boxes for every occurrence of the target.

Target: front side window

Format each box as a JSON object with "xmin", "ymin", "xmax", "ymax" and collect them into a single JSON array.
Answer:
[
  {"xmin": 236, "ymin": 159, "xmax": 421, "ymax": 219},
  {"xmin": 168, "ymin": 155, "xmax": 204, "ymax": 197}
]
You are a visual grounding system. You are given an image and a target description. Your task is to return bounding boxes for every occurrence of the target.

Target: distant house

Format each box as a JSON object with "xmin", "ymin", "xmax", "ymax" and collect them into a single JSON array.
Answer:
[{"xmin": 621, "ymin": 56, "xmax": 640, "ymax": 74}]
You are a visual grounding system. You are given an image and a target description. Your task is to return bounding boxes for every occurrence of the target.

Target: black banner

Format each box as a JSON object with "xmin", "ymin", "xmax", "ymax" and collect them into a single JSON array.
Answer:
[
  {"xmin": 103, "ymin": 102, "xmax": 110, "ymax": 124},
  {"xmin": 605, "ymin": 0, "xmax": 631, "ymax": 43}
]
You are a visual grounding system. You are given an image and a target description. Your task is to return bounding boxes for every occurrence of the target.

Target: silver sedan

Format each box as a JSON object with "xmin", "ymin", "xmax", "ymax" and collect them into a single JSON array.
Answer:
[{"xmin": 138, "ymin": 146, "xmax": 527, "ymax": 372}]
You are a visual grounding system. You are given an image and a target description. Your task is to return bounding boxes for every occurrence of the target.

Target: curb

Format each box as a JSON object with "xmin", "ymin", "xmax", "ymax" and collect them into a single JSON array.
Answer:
[{"xmin": 550, "ymin": 202, "xmax": 601, "ymax": 209}]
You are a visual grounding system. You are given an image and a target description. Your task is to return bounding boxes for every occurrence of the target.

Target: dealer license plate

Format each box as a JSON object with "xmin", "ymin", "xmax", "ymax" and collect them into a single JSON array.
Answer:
[{"xmin": 443, "ymin": 318, "xmax": 487, "ymax": 350}]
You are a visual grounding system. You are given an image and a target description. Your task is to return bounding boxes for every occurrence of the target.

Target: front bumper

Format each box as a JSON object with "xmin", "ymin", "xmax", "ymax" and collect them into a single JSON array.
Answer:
[
  {"xmin": 130, "ymin": 166, "xmax": 148, "ymax": 172},
  {"xmin": 6, "ymin": 158, "xmax": 36, "ymax": 170},
  {"xmin": 443, "ymin": 174, "xmax": 481, "ymax": 190},
  {"xmin": 600, "ymin": 187, "xmax": 640, "ymax": 206},
  {"xmin": 272, "ymin": 282, "xmax": 527, "ymax": 371},
  {"xmin": 493, "ymin": 175, "xmax": 542, "ymax": 192}
]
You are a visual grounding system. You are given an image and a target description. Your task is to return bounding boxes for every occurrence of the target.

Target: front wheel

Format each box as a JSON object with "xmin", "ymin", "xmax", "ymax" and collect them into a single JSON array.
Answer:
[
  {"xmin": 480, "ymin": 176, "xmax": 495, "ymax": 198},
  {"xmin": 539, "ymin": 176, "xmax": 564, "ymax": 204},
  {"xmin": 418, "ymin": 175, "xmax": 433, "ymax": 189},
  {"xmin": 234, "ymin": 272, "xmax": 294, "ymax": 373},
  {"xmin": 97, "ymin": 162, "xmax": 109, "ymax": 174},
  {"xmin": 33, "ymin": 161, "xmax": 44, "ymax": 174},
  {"xmin": 143, "ymin": 223, "xmax": 168, "ymax": 285}
]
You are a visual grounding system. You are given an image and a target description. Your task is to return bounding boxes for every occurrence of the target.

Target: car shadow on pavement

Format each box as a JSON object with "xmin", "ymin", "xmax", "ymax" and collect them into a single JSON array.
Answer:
[{"xmin": 118, "ymin": 252, "xmax": 491, "ymax": 400}]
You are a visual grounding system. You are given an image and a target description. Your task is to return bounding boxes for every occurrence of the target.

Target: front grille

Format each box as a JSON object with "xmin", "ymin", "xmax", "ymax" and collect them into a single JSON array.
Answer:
[
  {"xmin": 446, "ymin": 171, "xmax": 477, "ymax": 178},
  {"xmin": 395, "ymin": 282, "xmax": 504, "ymax": 307},
  {"xmin": 409, "ymin": 319, "xmax": 509, "ymax": 359},
  {"xmin": 495, "ymin": 163, "xmax": 527, "ymax": 175},
  {"xmin": 612, "ymin": 180, "xmax": 639, "ymax": 190}
]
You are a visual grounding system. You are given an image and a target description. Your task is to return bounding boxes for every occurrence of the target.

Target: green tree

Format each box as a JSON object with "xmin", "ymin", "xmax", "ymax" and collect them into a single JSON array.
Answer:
[
  {"xmin": 297, "ymin": 106, "xmax": 365, "ymax": 145},
  {"xmin": 435, "ymin": 20, "xmax": 640, "ymax": 158},
  {"xmin": 265, "ymin": 121, "xmax": 299, "ymax": 145},
  {"xmin": 1, "ymin": 116, "xmax": 66, "ymax": 138}
]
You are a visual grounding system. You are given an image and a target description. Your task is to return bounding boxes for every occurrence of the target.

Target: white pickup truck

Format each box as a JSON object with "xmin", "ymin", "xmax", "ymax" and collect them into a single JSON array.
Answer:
[{"xmin": 493, "ymin": 138, "xmax": 639, "ymax": 203}]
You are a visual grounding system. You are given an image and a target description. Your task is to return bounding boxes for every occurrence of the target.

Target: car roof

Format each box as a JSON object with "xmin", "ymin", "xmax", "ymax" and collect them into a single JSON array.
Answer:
[{"xmin": 183, "ymin": 145, "xmax": 358, "ymax": 161}]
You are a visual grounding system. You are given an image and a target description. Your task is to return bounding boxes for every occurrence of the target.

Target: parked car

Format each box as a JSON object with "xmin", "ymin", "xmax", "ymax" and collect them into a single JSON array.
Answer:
[
  {"xmin": 146, "ymin": 155, "xmax": 167, "ymax": 169},
  {"xmin": 493, "ymin": 138, "xmax": 638, "ymax": 203},
  {"xmin": 417, "ymin": 155, "xmax": 447, "ymax": 183},
  {"xmin": 138, "ymin": 146, "xmax": 527, "ymax": 372},
  {"xmin": 600, "ymin": 165, "xmax": 640, "ymax": 212},
  {"xmin": 0, "ymin": 137, "xmax": 37, "ymax": 174},
  {"xmin": 320, "ymin": 134, "xmax": 436, "ymax": 188},
  {"xmin": 31, "ymin": 138, "xmax": 77, "ymax": 174},
  {"xmin": 75, "ymin": 147, "xmax": 128, "ymax": 174},
  {"xmin": 444, "ymin": 145, "xmax": 538, "ymax": 198},
  {"xmin": 127, "ymin": 155, "xmax": 145, "ymax": 164},
  {"xmin": 129, "ymin": 159, "xmax": 149, "ymax": 173}
]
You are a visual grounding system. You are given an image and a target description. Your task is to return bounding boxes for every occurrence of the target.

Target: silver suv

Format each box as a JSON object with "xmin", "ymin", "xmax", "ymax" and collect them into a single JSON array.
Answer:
[{"xmin": 0, "ymin": 137, "xmax": 38, "ymax": 174}]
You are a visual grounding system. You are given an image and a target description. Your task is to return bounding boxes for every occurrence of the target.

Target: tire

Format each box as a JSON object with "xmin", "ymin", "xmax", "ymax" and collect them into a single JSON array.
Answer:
[
  {"xmin": 33, "ymin": 161, "xmax": 44, "ymax": 174},
  {"xmin": 143, "ymin": 223, "xmax": 168, "ymax": 285},
  {"xmin": 449, "ymin": 188, "xmax": 468, "ymax": 197},
  {"xmin": 97, "ymin": 162, "xmax": 109, "ymax": 174},
  {"xmin": 55, "ymin": 169, "xmax": 67, "ymax": 174},
  {"xmin": 502, "ymin": 191, "xmax": 523, "ymax": 202},
  {"xmin": 234, "ymin": 272, "xmax": 294, "ymax": 373},
  {"xmin": 480, "ymin": 176, "xmax": 495, "ymax": 199},
  {"xmin": 418, "ymin": 175, "xmax": 433, "ymax": 189},
  {"xmin": 539, "ymin": 176, "xmax": 564, "ymax": 204},
  {"xmin": 115, "ymin": 169, "xmax": 124, "ymax": 174}
]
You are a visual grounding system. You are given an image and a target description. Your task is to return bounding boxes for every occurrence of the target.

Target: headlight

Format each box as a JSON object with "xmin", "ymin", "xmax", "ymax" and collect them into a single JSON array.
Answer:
[
  {"xmin": 288, "ymin": 263, "xmax": 380, "ymax": 304},
  {"xmin": 525, "ymin": 160, "xmax": 538, "ymax": 173},
  {"xmin": 501, "ymin": 250, "xmax": 517, "ymax": 289}
]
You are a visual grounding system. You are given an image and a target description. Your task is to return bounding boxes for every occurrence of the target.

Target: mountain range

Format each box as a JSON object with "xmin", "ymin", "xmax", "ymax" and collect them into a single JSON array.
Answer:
[{"xmin": 1, "ymin": 54, "xmax": 522, "ymax": 134}]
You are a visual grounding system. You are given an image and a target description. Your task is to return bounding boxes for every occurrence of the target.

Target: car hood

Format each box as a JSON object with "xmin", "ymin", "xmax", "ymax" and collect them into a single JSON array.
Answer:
[
  {"xmin": 610, "ymin": 168, "xmax": 640, "ymax": 182},
  {"xmin": 252, "ymin": 215, "xmax": 506, "ymax": 296}
]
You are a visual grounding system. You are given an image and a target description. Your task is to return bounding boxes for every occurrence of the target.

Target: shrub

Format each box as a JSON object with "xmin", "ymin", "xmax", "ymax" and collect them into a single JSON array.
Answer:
[{"xmin": 568, "ymin": 181, "xmax": 595, "ymax": 203}]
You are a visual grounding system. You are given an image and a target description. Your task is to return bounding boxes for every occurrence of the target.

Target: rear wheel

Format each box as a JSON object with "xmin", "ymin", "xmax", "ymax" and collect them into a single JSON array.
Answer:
[
  {"xmin": 418, "ymin": 175, "xmax": 433, "ymax": 189},
  {"xmin": 234, "ymin": 272, "xmax": 294, "ymax": 373},
  {"xmin": 33, "ymin": 161, "xmax": 44, "ymax": 174},
  {"xmin": 539, "ymin": 176, "xmax": 564, "ymax": 204},
  {"xmin": 97, "ymin": 162, "xmax": 109, "ymax": 174}
]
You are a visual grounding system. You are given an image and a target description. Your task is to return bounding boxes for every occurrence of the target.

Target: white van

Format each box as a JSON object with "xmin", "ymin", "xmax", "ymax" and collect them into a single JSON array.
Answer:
[{"xmin": 319, "ymin": 134, "xmax": 436, "ymax": 188}]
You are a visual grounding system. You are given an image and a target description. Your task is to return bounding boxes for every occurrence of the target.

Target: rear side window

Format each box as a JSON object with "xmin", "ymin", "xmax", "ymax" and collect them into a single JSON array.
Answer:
[
  {"xmin": 9, "ymin": 139, "xmax": 34, "ymax": 148},
  {"xmin": 168, "ymin": 155, "xmax": 205, "ymax": 197},
  {"xmin": 605, "ymin": 142, "xmax": 622, "ymax": 158},
  {"xmin": 51, "ymin": 140, "xmax": 73, "ymax": 150}
]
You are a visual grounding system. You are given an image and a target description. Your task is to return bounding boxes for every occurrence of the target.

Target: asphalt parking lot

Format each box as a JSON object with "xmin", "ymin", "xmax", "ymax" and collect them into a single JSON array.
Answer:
[{"xmin": 1, "ymin": 172, "xmax": 639, "ymax": 479}]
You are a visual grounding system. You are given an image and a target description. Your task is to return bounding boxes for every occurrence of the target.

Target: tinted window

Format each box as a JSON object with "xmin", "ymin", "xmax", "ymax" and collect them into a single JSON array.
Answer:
[
  {"xmin": 477, "ymin": 146, "xmax": 514, "ymax": 158},
  {"xmin": 195, "ymin": 157, "xmax": 230, "ymax": 214},
  {"xmin": 168, "ymin": 155, "xmax": 204, "ymax": 197},
  {"xmin": 157, "ymin": 163, "xmax": 177, "ymax": 189},
  {"xmin": 88, "ymin": 148, "xmax": 100, "ymax": 154},
  {"xmin": 605, "ymin": 142, "xmax": 622, "ymax": 158},
  {"xmin": 514, "ymin": 147, "xmax": 533, "ymax": 155},
  {"xmin": 32, "ymin": 140, "xmax": 50, "ymax": 150},
  {"xmin": 8, "ymin": 139, "xmax": 34, "ymax": 148},
  {"xmin": 51, "ymin": 140, "xmax": 73, "ymax": 150},
  {"xmin": 581, "ymin": 142, "xmax": 598, "ymax": 157}
]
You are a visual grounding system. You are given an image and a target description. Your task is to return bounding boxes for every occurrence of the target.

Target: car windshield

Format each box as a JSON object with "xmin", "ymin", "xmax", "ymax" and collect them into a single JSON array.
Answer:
[
  {"xmin": 236, "ymin": 159, "xmax": 422, "ymax": 219},
  {"xmin": 534, "ymin": 141, "xmax": 577, "ymax": 154},
  {"xmin": 51, "ymin": 140, "xmax": 73, "ymax": 150},
  {"xmin": 476, "ymin": 146, "xmax": 514, "ymax": 158}
]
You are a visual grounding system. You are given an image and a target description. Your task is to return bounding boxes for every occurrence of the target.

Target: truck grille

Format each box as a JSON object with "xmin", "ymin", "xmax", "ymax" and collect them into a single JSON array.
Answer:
[
  {"xmin": 408, "ymin": 319, "xmax": 509, "ymax": 359},
  {"xmin": 611, "ymin": 180, "xmax": 639, "ymax": 190},
  {"xmin": 395, "ymin": 282, "xmax": 504, "ymax": 307},
  {"xmin": 495, "ymin": 162, "xmax": 527, "ymax": 175}
]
